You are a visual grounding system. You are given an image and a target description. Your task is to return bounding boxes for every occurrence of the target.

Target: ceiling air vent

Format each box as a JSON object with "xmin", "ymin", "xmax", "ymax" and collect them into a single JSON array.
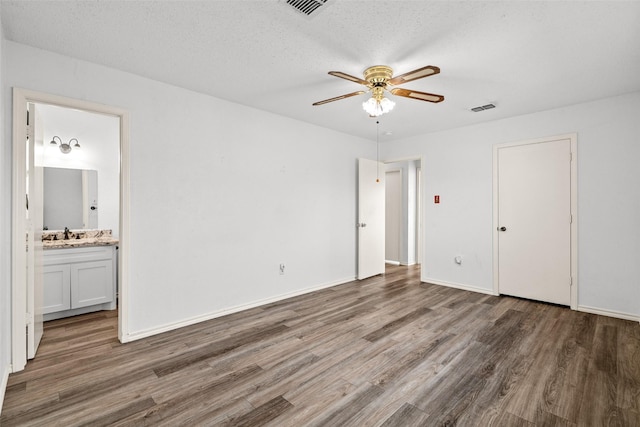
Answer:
[
  {"xmin": 471, "ymin": 103, "xmax": 496, "ymax": 112},
  {"xmin": 282, "ymin": 0, "xmax": 333, "ymax": 18}
]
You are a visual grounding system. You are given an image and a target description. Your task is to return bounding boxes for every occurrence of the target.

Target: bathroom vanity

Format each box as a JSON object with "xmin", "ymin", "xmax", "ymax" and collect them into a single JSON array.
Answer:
[{"xmin": 42, "ymin": 230, "xmax": 118, "ymax": 321}]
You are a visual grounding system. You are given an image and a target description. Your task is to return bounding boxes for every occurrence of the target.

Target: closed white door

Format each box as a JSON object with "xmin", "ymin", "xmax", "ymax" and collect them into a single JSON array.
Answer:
[
  {"xmin": 358, "ymin": 158, "xmax": 385, "ymax": 280},
  {"xmin": 497, "ymin": 138, "xmax": 572, "ymax": 305},
  {"xmin": 385, "ymin": 170, "xmax": 401, "ymax": 263}
]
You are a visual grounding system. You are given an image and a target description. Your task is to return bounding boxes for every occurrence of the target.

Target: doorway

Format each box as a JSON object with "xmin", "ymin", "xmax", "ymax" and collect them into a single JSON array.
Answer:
[
  {"xmin": 492, "ymin": 134, "xmax": 578, "ymax": 308},
  {"xmin": 385, "ymin": 169, "xmax": 402, "ymax": 264},
  {"xmin": 11, "ymin": 88, "xmax": 130, "ymax": 371},
  {"xmin": 383, "ymin": 158, "xmax": 423, "ymax": 266}
]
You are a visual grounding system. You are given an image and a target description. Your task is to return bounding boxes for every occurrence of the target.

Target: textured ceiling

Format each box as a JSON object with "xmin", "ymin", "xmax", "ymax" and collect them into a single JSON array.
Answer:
[{"xmin": 2, "ymin": 1, "xmax": 640, "ymax": 142}]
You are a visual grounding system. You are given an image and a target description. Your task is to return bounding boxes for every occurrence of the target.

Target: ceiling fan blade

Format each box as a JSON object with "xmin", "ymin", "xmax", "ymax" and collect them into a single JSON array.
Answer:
[
  {"xmin": 390, "ymin": 88, "xmax": 444, "ymax": 103},
  {"xmin": 312, "ymin": 91, "xmax": 367, "ymax": 106},
  {"xmin": 388, "ymin": 65, "xmax": 440, "ymax": 86},
  {"xmin": 328, "ymin": 71, "xmax": 370, "ymax": 86}
]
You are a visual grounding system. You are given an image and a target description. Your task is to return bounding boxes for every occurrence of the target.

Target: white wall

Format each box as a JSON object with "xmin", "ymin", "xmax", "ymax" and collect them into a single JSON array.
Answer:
[
  {"xmin": 0, "ymin": 6, "xmax": 11, "ymax": 412},
  {"xmin": 383, "ymin": 91, "xmax": 640, "ymax": 318},
  {"xmin": 2, "ymin": 41, "xmax": 374, "ymax": 339}
]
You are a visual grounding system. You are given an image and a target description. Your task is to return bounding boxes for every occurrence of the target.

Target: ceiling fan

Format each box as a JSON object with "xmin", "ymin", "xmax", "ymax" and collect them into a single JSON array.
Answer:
[{"xmin": 312, "ymin": 65, "xmax": 444, "ymax": 117}]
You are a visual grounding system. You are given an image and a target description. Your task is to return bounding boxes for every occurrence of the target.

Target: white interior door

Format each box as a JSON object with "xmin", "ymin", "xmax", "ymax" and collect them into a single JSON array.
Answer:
[
  {"xmin": 385, "ymin": 170, "xmax": 401, "ymax": 263},
  {"xmin": 497, "ymin": 138, "xmax": 571, "ymax": 305},
  {"xmin": 27, "ymin": 102, "xmax": 44, "ymax": 358},
  {"xmin": 358, "ymin": 158, "xmax": 385, "ymax": 280}
]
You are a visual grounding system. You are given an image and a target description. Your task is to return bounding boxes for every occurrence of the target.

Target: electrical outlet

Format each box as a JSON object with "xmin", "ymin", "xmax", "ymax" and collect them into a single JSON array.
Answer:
[{"xmin": 279, "ymin": 263, "xmax": 285, "ymax": 275}]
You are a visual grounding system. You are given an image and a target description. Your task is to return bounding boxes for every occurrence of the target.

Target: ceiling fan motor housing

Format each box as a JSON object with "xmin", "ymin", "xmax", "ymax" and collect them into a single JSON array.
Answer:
[{"xmin": 363, "ymin": 65, "xmax": 393, "ymax": 86}]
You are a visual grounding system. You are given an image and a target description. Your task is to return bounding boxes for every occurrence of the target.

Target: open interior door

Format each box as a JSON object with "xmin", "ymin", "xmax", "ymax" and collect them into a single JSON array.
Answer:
[
  {"xmin": 26, "ymin": 102, "xmax": 44, "ymax": 359},
  {"xmin": 357, "ymin": 158, "xmax": 385, "ymax": 280}
]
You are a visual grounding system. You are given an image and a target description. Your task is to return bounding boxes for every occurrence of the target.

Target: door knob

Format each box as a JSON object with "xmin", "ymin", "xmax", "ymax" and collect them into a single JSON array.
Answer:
[{"xmin": 498, "ymin": 226, "xmax": 507, "ymax": 231}]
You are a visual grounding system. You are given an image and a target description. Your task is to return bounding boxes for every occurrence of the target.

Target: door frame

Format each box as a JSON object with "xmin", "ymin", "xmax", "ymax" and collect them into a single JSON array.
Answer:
[
  {"xmin": 492, "ymin": 133, "xmax": 578, "ymax": 309},
  {"xmin": 11, "ymin": 88, "xmax": 131, "ymax": 371},
  {"xmin": 416, "ymin": 167, "xmax": 422, "ymax": 265}
]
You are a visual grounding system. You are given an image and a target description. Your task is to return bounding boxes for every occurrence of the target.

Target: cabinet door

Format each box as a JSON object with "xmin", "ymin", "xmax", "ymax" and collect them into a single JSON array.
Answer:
[
  {"xmin": 43, "ymin": 264, "xmax": 71, "ymax": 314},
  {"xmin": 70, "ymin": 260, "xmax": 113, "ymax": 309}
]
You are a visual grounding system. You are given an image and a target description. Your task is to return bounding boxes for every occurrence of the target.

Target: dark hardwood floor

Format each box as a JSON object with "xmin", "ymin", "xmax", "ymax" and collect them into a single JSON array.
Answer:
[{"xmin": 2, "ymin": 265, "xmax": 639, "ymax": 426}]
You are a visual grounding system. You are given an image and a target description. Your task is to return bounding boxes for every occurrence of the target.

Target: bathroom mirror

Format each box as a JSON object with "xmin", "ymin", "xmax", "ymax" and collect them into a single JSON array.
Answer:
[{"xmin": 43, "ymin": 167, "xmax": 98, "ymax": 230}]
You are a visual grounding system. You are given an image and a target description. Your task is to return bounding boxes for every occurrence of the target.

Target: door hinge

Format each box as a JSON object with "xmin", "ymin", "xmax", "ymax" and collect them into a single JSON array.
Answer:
[
  {"xmin": 570, "ymin": 277, "xmax": 573, "ymax": 286},
  {"xmin": 569, "ymin": 152, "xmax": 573, "ymax": 162}
]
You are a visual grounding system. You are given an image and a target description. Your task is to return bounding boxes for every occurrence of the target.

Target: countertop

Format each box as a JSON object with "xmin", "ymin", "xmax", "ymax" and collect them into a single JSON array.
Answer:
[
  {"xmin": 43, "ymin": 237, "xmax": 119, "ymax": 249},
  {"xmin": 42, "ymin": 229, "xmax": 118, "ymax": 249}
]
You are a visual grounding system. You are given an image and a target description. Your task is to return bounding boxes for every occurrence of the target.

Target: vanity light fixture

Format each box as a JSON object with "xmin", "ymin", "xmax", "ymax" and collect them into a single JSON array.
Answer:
[{"xmin": 50, "ymin": 136, "xmax": 81, "ymax": 154}]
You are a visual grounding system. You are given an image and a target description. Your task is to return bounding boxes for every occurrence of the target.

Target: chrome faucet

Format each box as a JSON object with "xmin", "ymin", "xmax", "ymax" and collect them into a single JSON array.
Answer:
[{"xmin": 64, "ymin": 227, "xmax": 70, "ymax": 240}]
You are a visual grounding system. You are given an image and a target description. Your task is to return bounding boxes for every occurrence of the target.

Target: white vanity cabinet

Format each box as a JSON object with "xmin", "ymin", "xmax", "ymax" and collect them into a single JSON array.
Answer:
[{"xmin": 43, "ymin": 245, "xmax": 117, "ymax": 321}]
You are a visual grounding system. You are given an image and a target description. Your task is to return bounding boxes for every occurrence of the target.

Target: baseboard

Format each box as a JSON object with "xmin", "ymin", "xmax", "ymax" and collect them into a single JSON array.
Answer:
[
  {"xmin": 416, "ymin": 276, "xmax": 639, "ymax": 323},
  {"xmin": 0, "ymin": 364, "xmax": 9, "ymax": 416},
  {"xmin": 422, "ymin": 277, "xmax": 497, "ymax": 296},
  {"xmin": 123, "ymin": 276, "xmax": 357, "ymax": 342},
  {"xmin": 385, "ymin": 261, "xmax": 417, "ymax": 266},
  {"xmin": 578, "ymin": 305, "xmax": 640, "ymax": 323}
]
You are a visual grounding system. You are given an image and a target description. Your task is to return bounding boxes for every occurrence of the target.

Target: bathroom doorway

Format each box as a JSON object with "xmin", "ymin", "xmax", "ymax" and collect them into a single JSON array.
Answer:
[{"xmin": 11, "ymin": 88, "xmax": 130, "ymax": 371}]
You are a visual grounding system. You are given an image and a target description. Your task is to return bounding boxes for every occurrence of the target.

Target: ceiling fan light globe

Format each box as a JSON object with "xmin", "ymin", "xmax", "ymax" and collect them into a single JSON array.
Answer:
[
  {"xmin": 362, "ymin": 97, "xmax": 395, "ymax": 117},
  {"xmin": 362, "ymin": 97, "xmax": 381, "ymax": 116},
  {"xmin": 380, "ymin": 97, "xmax": 395, "ymax": 113}
]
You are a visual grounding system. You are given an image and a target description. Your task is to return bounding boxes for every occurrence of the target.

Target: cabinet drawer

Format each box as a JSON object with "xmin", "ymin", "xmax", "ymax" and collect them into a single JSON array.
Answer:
[{"xmin": 44, "ymin": 245, "xmax": 114, "ymax": 265}]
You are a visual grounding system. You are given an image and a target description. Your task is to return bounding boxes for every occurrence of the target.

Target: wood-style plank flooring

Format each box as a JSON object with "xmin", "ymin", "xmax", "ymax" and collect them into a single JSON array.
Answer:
[{"xmin": 2, "ymin": 265, "xmax": 639, "ymax": 426}]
